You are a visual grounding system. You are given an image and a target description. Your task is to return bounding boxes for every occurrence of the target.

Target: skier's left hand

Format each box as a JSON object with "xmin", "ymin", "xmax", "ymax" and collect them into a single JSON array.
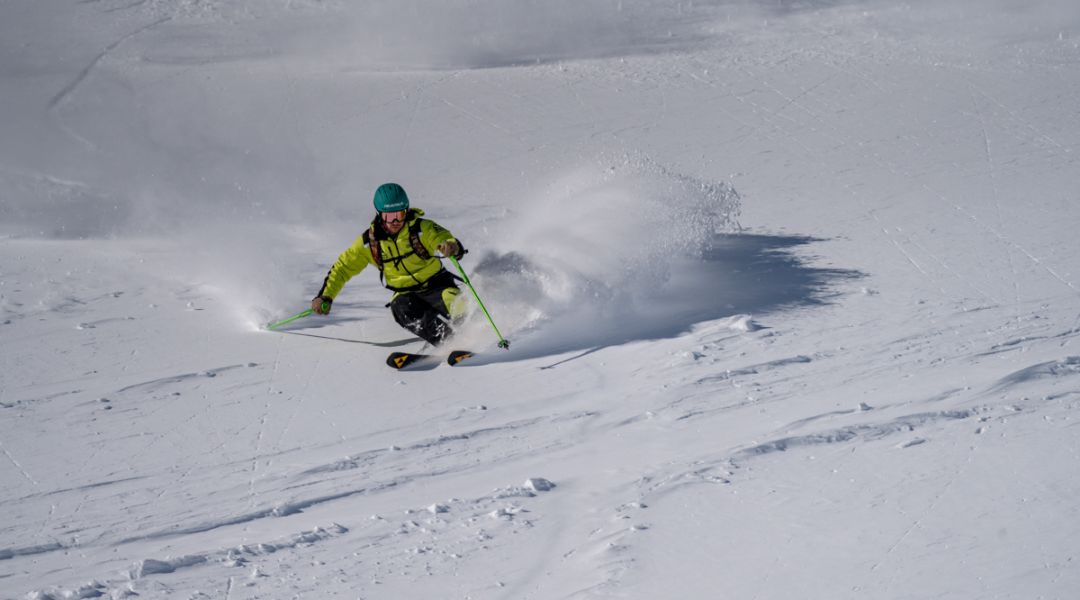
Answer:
[
  {"xmin": 437, "ymin": 240, "xmax": 460, "ymax": 258},
  {"xmin": 311, "ymin": 296, "xmax": 333, "ymax": 314}
]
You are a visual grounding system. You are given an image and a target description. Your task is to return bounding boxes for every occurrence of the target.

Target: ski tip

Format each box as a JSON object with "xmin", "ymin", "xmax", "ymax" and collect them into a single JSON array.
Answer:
[
  {"xmin": 387, "ymin": 351, "xmax": 427, "ymax": 370},
  {"xmin": 447, "ymin": 350, "xmax": 474, "ymax": 366}
]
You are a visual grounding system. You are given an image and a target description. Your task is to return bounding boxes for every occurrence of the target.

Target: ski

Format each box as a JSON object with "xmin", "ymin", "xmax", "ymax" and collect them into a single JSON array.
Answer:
[
  {"xmin": 386, "ymin": 351, "xmax": 434, "ymax": 370},
  {"xmin": 385, "ymin": 350, "xmax": 476, "ymax": 370},
  {"xmin": 447, "ymin": 350, "xmax": 475, "ymax": 366}
]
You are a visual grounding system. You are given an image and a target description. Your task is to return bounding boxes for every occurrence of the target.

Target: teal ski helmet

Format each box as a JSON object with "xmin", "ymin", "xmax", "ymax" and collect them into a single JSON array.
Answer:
[{"xmin": 373, "ymin": 183, "xmax": 409, "ymax": 212}]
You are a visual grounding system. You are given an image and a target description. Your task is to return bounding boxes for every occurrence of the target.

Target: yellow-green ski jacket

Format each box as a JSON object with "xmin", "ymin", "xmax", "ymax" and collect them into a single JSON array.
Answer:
[{"xmin": 317, "ymin": 208, "xmax": 460, "ymax": 298}]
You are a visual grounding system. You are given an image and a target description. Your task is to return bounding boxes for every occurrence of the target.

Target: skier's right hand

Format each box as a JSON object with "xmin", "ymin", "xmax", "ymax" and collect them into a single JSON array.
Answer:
[{"xmin": 311, "ymin": 296, "xmax": 332, "ymax": 315}]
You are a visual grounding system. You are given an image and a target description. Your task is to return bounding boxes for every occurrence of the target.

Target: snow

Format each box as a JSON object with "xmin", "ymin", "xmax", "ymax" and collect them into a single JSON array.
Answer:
[{"xmin": 2, "ymin": 0, "xmax": 1080, "ymax": 598}]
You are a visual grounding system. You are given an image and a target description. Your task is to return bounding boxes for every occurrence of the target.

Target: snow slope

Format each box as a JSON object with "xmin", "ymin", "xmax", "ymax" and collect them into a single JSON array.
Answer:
[{"xmin": 2, "ymin": 1, "xmax": 1080, "ymax": 598}]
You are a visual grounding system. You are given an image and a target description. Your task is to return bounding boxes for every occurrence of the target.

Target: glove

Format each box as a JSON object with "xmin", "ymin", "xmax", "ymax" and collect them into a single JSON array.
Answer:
[
  {"xmin": 311, "ymin": 296, "xmax": 333, "ymax": 314},
  {"xmin": 437, "ymin": 240, "xmax": 462, "ymax": 259}
]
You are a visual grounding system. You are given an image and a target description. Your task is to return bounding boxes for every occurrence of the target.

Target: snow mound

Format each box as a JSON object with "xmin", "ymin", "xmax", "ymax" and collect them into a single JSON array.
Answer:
[
  {"xmin": 524, "ymin": 478, "xmax": 557, "ymax": 492},
  {"xmin": 720, "ymin": 314, "xmax": 762, "ymax": 332}
]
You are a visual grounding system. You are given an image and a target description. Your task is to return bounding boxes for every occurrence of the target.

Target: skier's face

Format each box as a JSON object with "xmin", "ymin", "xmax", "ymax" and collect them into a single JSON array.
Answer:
[{"xmin": 381, "ymin": 210, "xmax": 406, "ymax": 234}]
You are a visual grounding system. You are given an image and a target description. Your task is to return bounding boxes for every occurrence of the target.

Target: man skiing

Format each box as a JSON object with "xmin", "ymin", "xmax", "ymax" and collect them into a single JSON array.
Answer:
[{"xmin": 310, "ymin": 183, "xmax": 466, "ymax": 346}]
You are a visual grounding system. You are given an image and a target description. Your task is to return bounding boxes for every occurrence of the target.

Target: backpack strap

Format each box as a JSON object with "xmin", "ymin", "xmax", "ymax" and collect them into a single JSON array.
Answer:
[
  {"xmin": 363, "ymin": 222, "xmax": 383, "ymax": 270},
  {"xmin": 407, "ymin": 216, "xmax": 430, "ymax": 261}
]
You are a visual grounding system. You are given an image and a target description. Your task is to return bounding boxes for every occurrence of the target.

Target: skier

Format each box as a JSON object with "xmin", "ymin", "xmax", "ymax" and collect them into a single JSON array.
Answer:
[{"xmin": 310, "ymin": 183, "xmax": 467, "ymax": 346}]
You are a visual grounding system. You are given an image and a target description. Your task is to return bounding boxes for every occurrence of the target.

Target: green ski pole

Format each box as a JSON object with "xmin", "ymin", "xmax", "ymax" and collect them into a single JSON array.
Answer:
[
  {"xmin": 449, "ymin": 256, "xmax": 510, "ymax": 349},
  {"xmin": 265, "ymin": 301, "xmax": 328, "ymax": 330}
]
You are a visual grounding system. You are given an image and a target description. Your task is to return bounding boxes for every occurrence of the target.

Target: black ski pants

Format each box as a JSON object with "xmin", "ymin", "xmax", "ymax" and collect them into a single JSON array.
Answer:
[{"xmin": 389, "ymin": 283, "xmax": 459, "ymax": 346}]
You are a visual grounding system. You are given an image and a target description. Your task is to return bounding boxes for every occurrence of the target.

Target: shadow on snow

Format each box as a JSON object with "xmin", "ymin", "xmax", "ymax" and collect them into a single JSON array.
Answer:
[{"xmin": 464, "ymin": 233, "xmax": 862, "ymax": 365}]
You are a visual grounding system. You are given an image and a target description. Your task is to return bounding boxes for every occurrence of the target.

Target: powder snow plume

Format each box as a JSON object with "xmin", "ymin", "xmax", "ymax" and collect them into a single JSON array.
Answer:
[{"xmin": 454, "ymin": 158, "xmax": 742, "ymax": 356}]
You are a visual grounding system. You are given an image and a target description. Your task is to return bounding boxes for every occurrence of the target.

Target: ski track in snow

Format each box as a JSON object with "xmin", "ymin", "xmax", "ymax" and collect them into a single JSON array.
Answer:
[
  {"xmin": 114, "ymin": 364, "xmax": 256, "ymax": 395},
  {"xmin": 989, "ymin": 356, "xmax": 1080, "ymax": 392},
  {"xmin": 734, "ymin": 409, "xmax": 975, "ymax": 459}
]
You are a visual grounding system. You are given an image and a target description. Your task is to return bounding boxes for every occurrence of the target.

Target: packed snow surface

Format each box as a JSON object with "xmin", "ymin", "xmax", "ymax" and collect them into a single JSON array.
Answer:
[{"xmin": 2, "ymin": 0, "xmax": 1080, "ymax": 598}]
